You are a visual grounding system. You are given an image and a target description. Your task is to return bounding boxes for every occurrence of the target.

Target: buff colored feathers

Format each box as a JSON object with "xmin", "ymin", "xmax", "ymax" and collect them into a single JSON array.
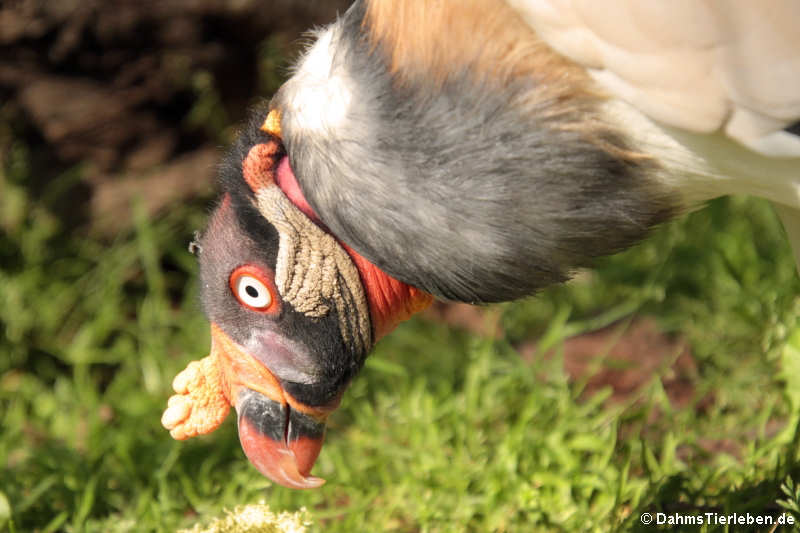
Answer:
[{"xmin": 508, "ymin": 0, "xmax": 800, "ymax": 156}]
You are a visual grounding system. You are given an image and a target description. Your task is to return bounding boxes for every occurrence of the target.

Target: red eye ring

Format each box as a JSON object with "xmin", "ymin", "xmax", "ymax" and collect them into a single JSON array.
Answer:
[{"xmin": 229, "ymin": 265, "xmax": 280, "ymax": 314}]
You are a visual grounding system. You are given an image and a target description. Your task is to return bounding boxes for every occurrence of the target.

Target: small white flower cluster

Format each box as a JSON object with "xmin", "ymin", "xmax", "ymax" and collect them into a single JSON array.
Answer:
[{"xmin": 179, "ymin": 502, "xmax": 312, "ymax": 533}]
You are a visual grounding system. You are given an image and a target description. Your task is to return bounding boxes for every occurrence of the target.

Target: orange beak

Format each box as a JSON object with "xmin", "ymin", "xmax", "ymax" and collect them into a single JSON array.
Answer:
[
  {"xmin": 162, "ymin": 324, "xmax": 332, "ymax": 489},
  {"xmin": 211, "ymin": 323, "xmax": 331, "ymax": 489}
]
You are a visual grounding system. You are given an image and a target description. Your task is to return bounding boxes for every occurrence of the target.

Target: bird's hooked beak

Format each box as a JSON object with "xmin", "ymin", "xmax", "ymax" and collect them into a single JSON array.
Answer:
[
  {"xmin": 213, "ymin": 323, "xmax": 332, "ymax": 489},
  {"xmin": 162, "ymin": 323, "xmax": 333, "ymax": 489}
]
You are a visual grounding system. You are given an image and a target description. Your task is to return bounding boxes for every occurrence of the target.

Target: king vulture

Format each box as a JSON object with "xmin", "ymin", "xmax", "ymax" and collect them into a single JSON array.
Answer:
[{"xmin": 161, "ymin": 0, "xmax": 800, "ymax": 488}]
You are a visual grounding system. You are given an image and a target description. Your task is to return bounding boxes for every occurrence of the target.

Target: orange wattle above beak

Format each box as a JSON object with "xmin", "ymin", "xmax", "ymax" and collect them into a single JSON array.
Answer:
[{"xmin": 161, "ymin": 323, "xmax": 331, "ymax": 489}]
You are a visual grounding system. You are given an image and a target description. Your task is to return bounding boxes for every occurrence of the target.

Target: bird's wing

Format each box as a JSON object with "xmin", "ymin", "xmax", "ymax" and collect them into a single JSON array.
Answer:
[{"xmin": 508, "ymin": 0, "xmax": 800, "ymax": 157}]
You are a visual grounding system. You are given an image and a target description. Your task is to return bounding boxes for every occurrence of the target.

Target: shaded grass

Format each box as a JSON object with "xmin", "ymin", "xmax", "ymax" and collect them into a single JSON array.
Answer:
[{"xmin": 3, "ymin": 130, "xmax": 800, "ymax": 532}]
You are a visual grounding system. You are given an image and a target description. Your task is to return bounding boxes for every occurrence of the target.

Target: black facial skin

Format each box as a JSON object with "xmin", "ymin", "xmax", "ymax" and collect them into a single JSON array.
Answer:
[{"xmin": 196, "ymin": 121, "xmax": 365, "ymax": 407}]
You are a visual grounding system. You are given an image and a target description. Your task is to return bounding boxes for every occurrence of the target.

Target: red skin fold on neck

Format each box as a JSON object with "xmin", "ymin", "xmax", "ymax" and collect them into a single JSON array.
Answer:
[{"xmin": 275, "ymin": 156, "xmax": 433, "ymax": 340}]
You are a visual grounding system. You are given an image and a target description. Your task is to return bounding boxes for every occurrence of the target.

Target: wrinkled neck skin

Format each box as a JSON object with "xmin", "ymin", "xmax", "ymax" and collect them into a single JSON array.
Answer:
[{"xmin": 275, "ymin": 152, "xmax": 433, "ymax": 341}]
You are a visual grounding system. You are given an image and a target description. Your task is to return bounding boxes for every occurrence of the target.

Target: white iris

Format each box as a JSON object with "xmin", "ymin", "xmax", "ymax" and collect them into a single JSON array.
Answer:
[{"xmin": 234, "ymin": 275, "xmax": 271, "ymax": 309}]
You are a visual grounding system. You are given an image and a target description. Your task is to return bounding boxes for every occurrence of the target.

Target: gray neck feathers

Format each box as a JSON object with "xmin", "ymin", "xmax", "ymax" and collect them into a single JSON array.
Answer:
[{"xmin": 274, "ymin": 2, "xmax": 677, "ymax": 303}]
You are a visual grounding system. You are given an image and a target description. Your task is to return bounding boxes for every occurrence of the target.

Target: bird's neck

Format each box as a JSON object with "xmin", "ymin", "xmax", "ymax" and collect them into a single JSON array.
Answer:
[{"xmin": 275, "ymin": 156, "xmax": 433, "ymax": 340}]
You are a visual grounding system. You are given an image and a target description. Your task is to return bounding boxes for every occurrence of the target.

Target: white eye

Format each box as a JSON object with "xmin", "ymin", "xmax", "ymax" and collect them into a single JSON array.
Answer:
[{"xmin": 233, "ymin": 274, "xmax": 272, "ymax": 309}]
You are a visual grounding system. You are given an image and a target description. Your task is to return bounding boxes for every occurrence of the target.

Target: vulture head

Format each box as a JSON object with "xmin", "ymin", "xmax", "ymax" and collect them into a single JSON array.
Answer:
[{"xmin": 162, "ymin": 109, "xmax": 432, "ymax": 488}]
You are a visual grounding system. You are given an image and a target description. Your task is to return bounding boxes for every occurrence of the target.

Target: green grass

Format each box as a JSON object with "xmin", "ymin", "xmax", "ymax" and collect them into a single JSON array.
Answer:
[{"xmin": 3, "ymin": 129, "xmax": 800, "ymax": 532}]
